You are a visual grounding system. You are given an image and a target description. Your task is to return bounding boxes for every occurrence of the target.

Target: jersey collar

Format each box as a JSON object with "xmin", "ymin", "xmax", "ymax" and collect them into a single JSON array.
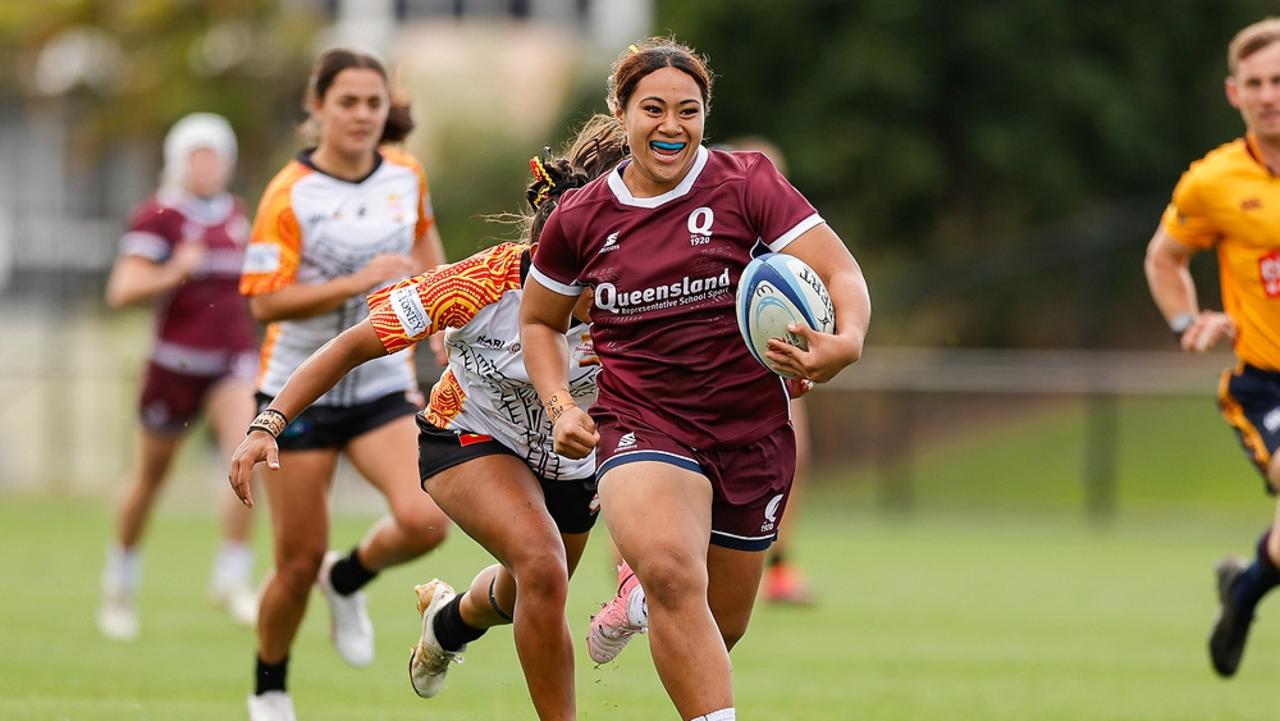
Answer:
[
  {"xmin": 1244, "ymin": 132, "xmax": 1280, "ymax": 177},
  {"xmin": 607, "ymin": 145, "xmax": 709, "ymax": 208}
]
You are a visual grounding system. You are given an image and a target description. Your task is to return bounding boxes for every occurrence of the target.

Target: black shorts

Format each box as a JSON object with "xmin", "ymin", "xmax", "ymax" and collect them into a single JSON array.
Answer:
[
  {"xmin": 1219, "ymin": 363, "xmax": 1280, "ymax": 492},
  {"xmin": 257, "ymin": 391, "xmax": 418, "ymax": 451},
  {"xmin": 417, "ymin": 417, "xmax": 599, "ymax": 534}
]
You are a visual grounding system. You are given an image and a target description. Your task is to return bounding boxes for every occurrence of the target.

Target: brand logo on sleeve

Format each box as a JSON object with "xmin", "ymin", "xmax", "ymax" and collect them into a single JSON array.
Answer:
[{"xmin": 390, "ymin": 285, "xmax": 430, "ymax": 337}]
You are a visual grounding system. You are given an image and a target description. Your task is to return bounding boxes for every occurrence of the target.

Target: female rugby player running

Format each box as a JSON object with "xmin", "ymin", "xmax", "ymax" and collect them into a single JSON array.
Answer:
[
  {"xmin": 521, "ymin": 38, "xmax": 871, "ymax": 721},
  {"xmin": 231, "ymin": 116, "xmax": 627, "ymax": 721},
  {"xmin": 235, "ymin": 48, "xmax": 450, "ymax": 721}
]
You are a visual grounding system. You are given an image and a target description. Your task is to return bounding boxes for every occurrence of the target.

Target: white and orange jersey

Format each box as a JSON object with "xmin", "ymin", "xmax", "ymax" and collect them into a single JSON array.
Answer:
[
  {"xmin": 368, "ymin": 242, "xmax": 600, "ymax": 481},
  {"xmin": 241, "ymin": 147, "xmax": 434, "ymax": 405}
]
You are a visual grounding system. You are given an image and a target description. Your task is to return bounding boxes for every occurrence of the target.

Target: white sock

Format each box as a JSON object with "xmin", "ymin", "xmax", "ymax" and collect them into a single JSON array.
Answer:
[
  {"xmin": 690, "ymin": 709, "xmax": 735, "ymax": 721},
  {"xmin": 211, "ymin": 541, "xmax": 253, "ymax": 588},
  {"xmin": 626, "ymin": 584, "xmax": 649, "ymax": 628},
  {"xmin": 104, "ymin": 545, "xmax": 141, "ymax": 594}
]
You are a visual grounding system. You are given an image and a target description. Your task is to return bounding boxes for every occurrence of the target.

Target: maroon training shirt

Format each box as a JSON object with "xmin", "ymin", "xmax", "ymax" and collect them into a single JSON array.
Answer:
[{"xmin": 530, "ymin": 147, "xmax": 825, "ymax": 449}]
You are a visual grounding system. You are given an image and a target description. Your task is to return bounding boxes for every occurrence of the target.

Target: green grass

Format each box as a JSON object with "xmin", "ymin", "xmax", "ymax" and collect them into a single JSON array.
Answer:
[
  {"xmin": 2, "ymin": 394, "xmax": 1275, "ymax": 719},
  {"xmin": 0, "ymin": 493, "xmax": 1277, "ymax": 721}
]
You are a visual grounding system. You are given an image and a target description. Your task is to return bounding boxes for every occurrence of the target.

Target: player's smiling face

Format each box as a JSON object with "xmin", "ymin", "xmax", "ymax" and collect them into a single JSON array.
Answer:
[
  {"xmin": 615, "ymin": 66, "xmax": 705, "ymax": 197},
  {"xmin": 312, "ymin": 67, "xmax": 390, "ymax": 161},
  {"xmin": 1229, "ymin": 41, "xmax": 1280, "ymax": 142}
]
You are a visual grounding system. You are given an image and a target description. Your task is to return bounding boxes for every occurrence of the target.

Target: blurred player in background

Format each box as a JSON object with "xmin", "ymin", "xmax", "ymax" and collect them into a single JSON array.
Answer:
[
  {"xmin": 522, "ymin": 38, "xmax": 870, "ymax": 721},
  {"xmin": 723, "ymin": 135, "xmax": 816, "ymax": 605},
  {"xmin": 99, "ymin": 112, "xmax": 259, "ymax": 641},
  {"xmin": 1144, "ymin": 17, "xmax": 1280, "ymax": 679},
  {"xmin": 231, "ymin": 115, "xmax": 627, "ymax": 721},
  {"xmin": 237, "ymin": 48, "xmax": 449, "ymax": 721}
]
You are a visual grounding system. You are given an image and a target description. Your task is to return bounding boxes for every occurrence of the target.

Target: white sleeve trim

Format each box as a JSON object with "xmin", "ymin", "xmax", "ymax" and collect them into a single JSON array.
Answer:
[
  {"xmin": 119, "ymin": 231, "xmax": 170, "ymax": 261},
  {"xmin": 528, "ymin": 263, "xmax": 582, "ymax": 296},
  {"xmin": 767, "ymin": 213, "xmax": 825, "ymax": 252}
]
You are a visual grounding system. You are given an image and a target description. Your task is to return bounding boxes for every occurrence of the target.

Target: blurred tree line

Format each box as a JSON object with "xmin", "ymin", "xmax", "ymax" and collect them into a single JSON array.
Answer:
[
  {"xmin": 657, "ymin": 0, "xmax": 1275, "ymax": 347},
  {"xmin": 0, "ymin": 0, "xmax": 318, "ymax": 199},
  {"xmin": 3, "ymin": 1, "xmax": 1275, "ymax": 348}
]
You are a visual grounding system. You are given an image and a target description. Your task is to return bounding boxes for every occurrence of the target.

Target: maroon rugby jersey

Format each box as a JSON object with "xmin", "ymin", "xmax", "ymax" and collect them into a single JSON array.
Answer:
[
  {"xmin": 118, "ymin": 190, "xmax": 257, "ymax": 373},
  {"xmin": 530, "ymin": 146, "xmax": 824, "ymax": 449}
]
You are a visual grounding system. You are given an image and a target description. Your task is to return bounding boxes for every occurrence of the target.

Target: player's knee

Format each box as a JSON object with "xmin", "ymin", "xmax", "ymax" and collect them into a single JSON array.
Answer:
[
  {"xmin": 632, "ymin": 548, "xmax": 707, "ymax": 610},
  {"xmin": 391, "ymin": 503, "xmax": 450, "ymax": 551},
  {"xmin": 719, "ymin": 621, "xmax": 749, "ymax": 651},
  {"xmin": 275, "ymin": 549, "xmax": 325, "ymax": 600},
  {"xmin": 510, "ymin": 549, "xmax": 569, "ymax": 603}
]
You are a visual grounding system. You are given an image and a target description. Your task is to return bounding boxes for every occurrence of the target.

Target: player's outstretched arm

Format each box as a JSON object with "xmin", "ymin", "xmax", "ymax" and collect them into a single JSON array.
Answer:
[
  {"xmin": 519, "ymin": 279, "xmax": 598, "ymax": 459},
  {"xmin": 227, "ymin": 320, "xmax": 388, "ymax": 507},
  {"xmin": 770, "ymin": 224, "xmax": 870, "ymax": 382}
]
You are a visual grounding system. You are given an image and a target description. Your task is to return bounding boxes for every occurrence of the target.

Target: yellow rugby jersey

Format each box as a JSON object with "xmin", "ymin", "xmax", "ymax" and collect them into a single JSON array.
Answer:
[{"xmin": 1162, "ymin": 134, "xmax": 1280, "ymax": 371}]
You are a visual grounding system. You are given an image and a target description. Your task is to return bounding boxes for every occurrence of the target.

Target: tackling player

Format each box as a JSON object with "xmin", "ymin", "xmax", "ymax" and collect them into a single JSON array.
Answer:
[{"xmin": 230, "ymin": 115, "xmax": 628, "ymax": 720}]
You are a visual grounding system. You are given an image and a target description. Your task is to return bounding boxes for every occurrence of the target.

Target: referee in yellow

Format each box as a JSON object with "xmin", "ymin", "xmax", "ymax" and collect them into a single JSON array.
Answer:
[{"xmin": 1145, "ymin": 17, "xmax": 1280, "ymax": 678}]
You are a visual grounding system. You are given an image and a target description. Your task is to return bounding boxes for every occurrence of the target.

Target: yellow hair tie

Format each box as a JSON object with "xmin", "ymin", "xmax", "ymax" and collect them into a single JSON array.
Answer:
[{"xmin": 628, "ymin": 44, "xmax": 640, "ymax": 55}]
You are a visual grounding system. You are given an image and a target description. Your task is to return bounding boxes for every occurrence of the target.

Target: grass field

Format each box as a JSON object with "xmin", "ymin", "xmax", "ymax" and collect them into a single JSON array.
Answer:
[
  {"xmin": 2, "ymin": 395, "xmax": 1278, "ymax": 720},
  {"xmin": 0, "ymin": 497, "xmax": 1277, "ymax": 720}
]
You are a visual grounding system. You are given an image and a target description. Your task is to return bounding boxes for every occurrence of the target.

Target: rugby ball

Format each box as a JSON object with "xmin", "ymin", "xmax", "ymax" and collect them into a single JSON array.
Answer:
[{"xmin": 736, "ymin": 253, "xmax": 835, "ymax": 378}]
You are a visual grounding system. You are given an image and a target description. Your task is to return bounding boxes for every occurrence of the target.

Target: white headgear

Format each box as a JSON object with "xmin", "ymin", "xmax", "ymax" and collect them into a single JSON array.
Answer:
[{"xmin": 162, "ymin": 112, "xmax": 237, "ymax": 190}]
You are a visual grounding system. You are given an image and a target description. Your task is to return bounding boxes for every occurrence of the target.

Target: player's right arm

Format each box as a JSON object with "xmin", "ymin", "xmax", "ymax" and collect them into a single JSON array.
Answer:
[
  {"xmin": 1144, "ymin": 227, "xmax": 1236, "ymax": 352},
  {"xmin": 105, "ymin": 205, "xmax": 206, "ymax": 308},
  {"xmin": 1145, "ymin": 167, "xmax": 1236, "ymax": 353}
]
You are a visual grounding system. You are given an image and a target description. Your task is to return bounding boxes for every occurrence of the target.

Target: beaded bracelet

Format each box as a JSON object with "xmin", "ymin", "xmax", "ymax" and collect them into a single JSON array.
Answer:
[{"xmin": 247, "ymin": 408, "xmax": 289, "ymax": 438}]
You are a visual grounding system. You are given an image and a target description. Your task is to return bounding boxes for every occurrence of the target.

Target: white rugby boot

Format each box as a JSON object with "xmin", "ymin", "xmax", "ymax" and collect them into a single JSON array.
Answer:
[
  {"xmin": 98, "ymin": 549, "xmax": 140, "ymax": 641},
  {"xmin": 408, "ymin": 579, "xmax": 464, "ymax": 698},
  {"xmin": 247, "ymin": 691, "xmax": 297, "ymax": 721},
  {"xmin": 316, "ymin": 551, "xmax": 375, "ymax": 667}
]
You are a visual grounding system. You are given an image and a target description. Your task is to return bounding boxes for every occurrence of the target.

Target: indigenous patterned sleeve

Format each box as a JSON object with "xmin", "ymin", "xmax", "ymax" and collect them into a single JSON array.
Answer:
[
  {"xmin": 239, "ymin": 163, "xmax": 307, "ymax": 296},
  {"xmin": 367, "ymin": 242, "xmax": 526, "ymax": 354},
  {"xmin": 527, "ymin": 209, "xmax": 582, "ymax": 296},
  {"xmin": 740, "ymin": 152, "xmax": 824, "ymax": 253},
  {"xmin": 1160, "ymin": 165, "xmax": 1217, "ymax": 251},
  {"xmin": 118, "ymin": 200, "xmax": 179, "ymax": 262}
]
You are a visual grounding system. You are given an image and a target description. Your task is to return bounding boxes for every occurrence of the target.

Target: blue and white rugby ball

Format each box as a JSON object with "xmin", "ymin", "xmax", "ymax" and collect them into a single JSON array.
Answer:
[{"xmin": 736, "ymin": 253, "xmax": 835, "ymax": 378}]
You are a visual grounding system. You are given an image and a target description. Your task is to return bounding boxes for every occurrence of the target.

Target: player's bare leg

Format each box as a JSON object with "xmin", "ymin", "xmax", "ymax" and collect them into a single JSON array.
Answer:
[
  {"xmin": 708, "ymin": 545, "xmax": 768, "ymax": 650},
  {"xmin": 414, "ymin": 454, "xmax": 582, "ymax": 720},
  {"xmin": 206, "ymin": 377, "xmax": 259, "ymax": 625},
  {"xmin": 344, "ymin": 415, "xmax": 450, "ymax": 569},
  {"xmin": 600, "ymin": 462, "xmax": 732, "ymax": 720},
  {"xmin": 100, "ymin": 429, "xmax": 182, "ymax": 640},
  {"xmin": 257, "ymin": 449, "xmax": 336, "ymax": 663}
]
